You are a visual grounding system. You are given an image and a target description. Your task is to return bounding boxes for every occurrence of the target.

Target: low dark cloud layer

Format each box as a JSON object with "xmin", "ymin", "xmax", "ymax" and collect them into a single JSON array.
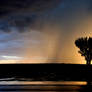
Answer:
[
  {"xmin": 0, "ymin": 0, "xmax": 61, "ymax": 16},
  {"xmin": 0, "ymin": 0, "xmax": 62, "ymax": 32}
]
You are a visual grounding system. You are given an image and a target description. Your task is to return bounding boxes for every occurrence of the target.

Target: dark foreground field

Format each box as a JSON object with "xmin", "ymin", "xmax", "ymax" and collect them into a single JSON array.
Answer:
[
  {"xmin": 0, "ymin": 63, "xmax": 92, "ymax": 81},
  {"xmin": 0, "ymin": 64, "xmax": 92, "ymax": 91}
]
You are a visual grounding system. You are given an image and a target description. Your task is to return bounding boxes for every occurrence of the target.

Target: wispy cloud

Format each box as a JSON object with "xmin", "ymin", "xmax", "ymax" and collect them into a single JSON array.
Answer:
[{"xmin": 2, "ymin": 56, "xmax": 22, "ymax": 60}]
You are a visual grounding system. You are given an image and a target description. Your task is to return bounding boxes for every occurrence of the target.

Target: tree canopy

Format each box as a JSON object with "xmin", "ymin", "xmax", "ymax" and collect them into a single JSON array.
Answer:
[{"xmin": 75, "ymin": 37, "xmax": 92, "ymax": 65}]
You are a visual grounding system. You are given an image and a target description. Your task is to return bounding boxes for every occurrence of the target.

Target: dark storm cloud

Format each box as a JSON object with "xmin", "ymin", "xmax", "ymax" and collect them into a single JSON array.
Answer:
[
  {"xmin": 0, "ymin": 0, "xmax": 92, "ymax": 33},
  {"xmin": 0, "ymin": 0, "xmax": 62, "ymax": 16},
  {"xmin": 0, "ymin": 0, "xmax": 62, "ymax": 32}
]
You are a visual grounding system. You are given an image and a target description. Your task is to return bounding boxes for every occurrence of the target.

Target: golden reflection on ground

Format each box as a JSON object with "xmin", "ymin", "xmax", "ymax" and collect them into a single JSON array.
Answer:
[
  {"xmin": 0, "ymin": 81, "xmax": 89, "ymax": 92},
  {"xmin": 0, "ymin": 81, "xmax": 87, "ymax": 85}
]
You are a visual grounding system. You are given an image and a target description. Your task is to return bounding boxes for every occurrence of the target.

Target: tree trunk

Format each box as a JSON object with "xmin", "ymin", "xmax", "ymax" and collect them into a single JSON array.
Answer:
[{"xmin": 86, "ymin": 60, "xmax": 91, "ymax": 65}]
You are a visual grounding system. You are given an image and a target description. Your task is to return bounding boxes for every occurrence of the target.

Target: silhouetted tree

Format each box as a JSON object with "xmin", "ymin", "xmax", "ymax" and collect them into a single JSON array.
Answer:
[{"xmin": 75, "ymin": 37, "xmax": 92, "ymax": 65}]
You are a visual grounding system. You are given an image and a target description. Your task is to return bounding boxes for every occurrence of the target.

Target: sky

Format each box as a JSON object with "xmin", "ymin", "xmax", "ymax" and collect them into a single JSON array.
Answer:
[{"xmin": 0, "ymin": 0, "xmax": 92, "ymax": 64}]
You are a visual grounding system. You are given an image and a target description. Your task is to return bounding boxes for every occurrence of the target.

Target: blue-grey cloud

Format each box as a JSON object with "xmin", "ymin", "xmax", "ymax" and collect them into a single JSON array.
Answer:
[
  {"xmin": 0, "ymin": 0, "xmax": 62, "ymax": 15},
  {"xmin": 0, "ymin": 0, "xmax": 62, "ymax": 32}
]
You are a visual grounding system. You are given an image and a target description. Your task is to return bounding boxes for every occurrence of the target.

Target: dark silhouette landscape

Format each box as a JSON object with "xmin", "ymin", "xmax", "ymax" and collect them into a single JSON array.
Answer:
[
  {"xmin": 0, "ymin": 64, "xmax": 92, "ymax": 91},
  {"xmin": 0, "ymin": 63, "xmax": 92, "ymax": 81}
]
